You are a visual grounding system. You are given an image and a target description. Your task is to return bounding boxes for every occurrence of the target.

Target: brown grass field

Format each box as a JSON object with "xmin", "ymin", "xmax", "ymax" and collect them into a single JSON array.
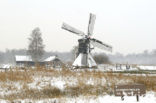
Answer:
[{"xmin": 0, "ymin": 67, "xmax": 155, "ymax": 101}]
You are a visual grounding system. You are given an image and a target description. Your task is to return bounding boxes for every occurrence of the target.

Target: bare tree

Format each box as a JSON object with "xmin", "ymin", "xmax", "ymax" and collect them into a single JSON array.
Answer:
[
  {"xmin": 93, "ymin": 54, "xmax": 110, "ymax": 64},
  {"xmin": 28, "ymin": 27, "xmax": 45, "ymax": 62},
  {"xmin": 71, "ymin": 46, "xmax": 78, "ymax": 61}
]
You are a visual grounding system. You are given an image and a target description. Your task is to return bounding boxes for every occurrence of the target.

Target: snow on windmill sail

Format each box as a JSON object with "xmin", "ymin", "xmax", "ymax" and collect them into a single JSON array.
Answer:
[{"xmin": 62, "ymin": 13, "xmax": 112, "ymax": 68}]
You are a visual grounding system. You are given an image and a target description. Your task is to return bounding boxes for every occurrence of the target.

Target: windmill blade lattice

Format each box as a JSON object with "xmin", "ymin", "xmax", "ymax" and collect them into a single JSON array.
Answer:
[
  {"xmin": 88, "ymin": 13, "xmax": 96, "ymax": 36},
  {"xmin": 62, "ymin": 23, "xmax": 85, "ymax": 37},
  {"xmin": 90, "ymin": 38, "xmax": 112, "ymax": 52}
]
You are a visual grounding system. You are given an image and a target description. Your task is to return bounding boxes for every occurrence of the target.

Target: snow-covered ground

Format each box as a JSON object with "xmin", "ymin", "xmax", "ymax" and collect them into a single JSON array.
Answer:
[
  {"xmin": 0, "ymin": 65, "xmax": 155, "ymax": 102},
  {"xmin": 0, "ymin": 64, "xmax": 13, "ymax": 69},
  {"xmin": 0, "ymin": 92, "xmax": 155, "ymax": 103},
  {"xmin": 98, "ymin": 64, "xmax": 156, "ymax": 71},
  {"xmin": 137, "ymin": 65, "xmax": 156, "ymax": 70}
]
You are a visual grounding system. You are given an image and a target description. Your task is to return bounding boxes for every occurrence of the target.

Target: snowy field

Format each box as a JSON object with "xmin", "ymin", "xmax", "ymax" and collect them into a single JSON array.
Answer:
[
  {"xmin": 0, "ymin": 92, "xmax": 155, "ymax": 103},
  {"xmin": 0, "ymin": 65, "xmax": 155, "ymax": 103},
  {"xmin": 98, "ymin": 64, "xmax": 156, "ymax": 71}
]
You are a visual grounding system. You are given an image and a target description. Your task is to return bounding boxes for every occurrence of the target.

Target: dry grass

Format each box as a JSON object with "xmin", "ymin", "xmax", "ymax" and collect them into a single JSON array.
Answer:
[
  {"xmin": 3, "ymin": 84, "xmax": 107, "ymax": 100},
  {"xmin": 0, "ymin": 69, "xmax": 32, "ymax": 82},
  {"xmin": 102, "ymin": 72, "xmax": 156, "ymax": 91},
  {"xmin": 30, "ymin": 67, "xmax": 156, "ymax": 92},
  {"xmin": 130, "ymin": 75, "xmax": 156, "ymax": 91},
  {"xmin": 0, "ymin": 66, "xmax": 155, "ymax": 101}
]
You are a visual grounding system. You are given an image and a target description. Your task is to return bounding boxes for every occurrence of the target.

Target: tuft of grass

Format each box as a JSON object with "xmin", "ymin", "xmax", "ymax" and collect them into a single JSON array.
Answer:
[
  {"xmin": 3, "ymin": 85, "xmax": 108, "ymax": 100},
  {"xmin": 0, "ymin": 69, "xmax": 32, "ymax": 82},
  {"xmin": 130, "ymin": 75, "xmax": 156, "ymax": 91},
  {"xmin": 65, "ymin": 85, "xmax": 107, "ymax": 97},
  {"xmin": 2, "ymin": 87, "xmax": 63, "ymax": 100}
]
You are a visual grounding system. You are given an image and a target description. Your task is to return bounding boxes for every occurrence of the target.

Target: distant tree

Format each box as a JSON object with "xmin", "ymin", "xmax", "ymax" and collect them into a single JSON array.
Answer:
[
  {"xmin": 71, "ymin": 46, "xmax": 78, "ymax": 61},
  {"xmin": 0, "ymin": 52, "xmax": 4, "ymax": 64},
  {"xmin": 28, "ymin": 27, "xmax": 45, "ymax": 62},
  {"xmin": 152, "ymin": 49, "xmax": 156, "ymax": 56},
  {"xmin": 93, "ymin": 54, "xmax": 110, "ymax": 64},
  {"xmin": 5, "ymin": 49, "xmax": 15, "ymax": 64}
]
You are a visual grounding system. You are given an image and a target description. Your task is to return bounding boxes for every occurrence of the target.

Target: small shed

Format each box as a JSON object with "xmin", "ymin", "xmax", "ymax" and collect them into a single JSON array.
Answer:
[
  {"xmin": 15, "ymin": 55, "xmax": 34, "ymax": 67},
  {"xmin": 44, "ymin": 55, "xmax": 62, "ymax": 68},
  {"xmin": 15, "ymin": 55, "xmax": 63, "ymax": 68}
]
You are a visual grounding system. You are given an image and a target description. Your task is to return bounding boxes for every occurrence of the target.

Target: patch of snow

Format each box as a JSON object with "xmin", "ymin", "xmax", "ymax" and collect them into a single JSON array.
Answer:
[
  {"xmin": 138, "ymin": 66, "xmax": 156, "ymax": 70},
  {"xmin": 29, "ymin": 76, "xmax": 66, "ymax": 90},
  {"xmin": 50, "ymin": 80, "xmax": 65, "ymax": 90},
  {"xmin": 63, "ymin": 92, "xmax": 156, "ymax": 103},
  {"xmin": 0, "ymin": 64, "xmax": 13, "ymax": 69}
]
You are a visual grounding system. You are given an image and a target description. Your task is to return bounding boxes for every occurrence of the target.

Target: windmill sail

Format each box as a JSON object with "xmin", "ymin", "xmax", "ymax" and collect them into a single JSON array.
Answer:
[
  {"xmin": 90, "ymin": 38, "xmax": 112, "ymax": 52},
  {"xmin": 62, "ymin": 23, "xmax": 85, "ymax": 36},
  {"xmin": 88, "ymin": 13, "xmax": 96, "ymax": 36}
]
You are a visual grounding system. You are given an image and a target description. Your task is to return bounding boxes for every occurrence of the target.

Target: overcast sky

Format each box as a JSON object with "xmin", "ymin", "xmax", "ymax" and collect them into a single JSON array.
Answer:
[{"xmin": 0, "ymin": 0, "xmax": 156, "ymax": 55}]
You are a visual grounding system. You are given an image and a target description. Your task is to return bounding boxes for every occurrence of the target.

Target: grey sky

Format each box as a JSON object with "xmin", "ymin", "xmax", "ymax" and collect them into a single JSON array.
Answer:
[{"xmin": 0, "ymin": 0, "xmax": 156, "ymax": 55}]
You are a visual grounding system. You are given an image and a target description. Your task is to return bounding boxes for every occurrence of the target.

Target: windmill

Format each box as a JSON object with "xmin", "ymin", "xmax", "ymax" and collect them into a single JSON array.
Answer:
[{"xmin": 62, "ymin": 13, "xmax": 112, "ymax": 68}]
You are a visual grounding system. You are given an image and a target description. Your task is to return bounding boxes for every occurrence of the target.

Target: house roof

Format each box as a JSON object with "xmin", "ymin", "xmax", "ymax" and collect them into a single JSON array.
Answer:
[
  {"xmin": 15, "ymin": 55, "xmax": 60, "ymax": 62},
  {"xmin": 15, "ymin": 55, "xmax": 32, "ymax": 62},
  {"xmin": 44, "ymin": 56, "xmax": 59, "ymax": 62}
]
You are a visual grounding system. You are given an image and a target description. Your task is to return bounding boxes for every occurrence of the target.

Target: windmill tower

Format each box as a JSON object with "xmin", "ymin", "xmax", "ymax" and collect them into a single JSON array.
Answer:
[{"xmin": 62, "ymin": 13, "xmax": 112, "ymax": 68}]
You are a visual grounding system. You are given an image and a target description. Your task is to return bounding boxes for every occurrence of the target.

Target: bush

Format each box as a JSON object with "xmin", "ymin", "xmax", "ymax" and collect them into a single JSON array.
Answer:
[{"xmin": 93, "ymin": 54, "xmax": 110, "ymax": 64}]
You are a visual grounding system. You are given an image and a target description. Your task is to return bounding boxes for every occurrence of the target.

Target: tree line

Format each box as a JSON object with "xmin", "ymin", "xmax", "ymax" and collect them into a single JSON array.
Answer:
[{"xmin": 0, "ymin": 49, "xmax": 156, "ymax": 65}]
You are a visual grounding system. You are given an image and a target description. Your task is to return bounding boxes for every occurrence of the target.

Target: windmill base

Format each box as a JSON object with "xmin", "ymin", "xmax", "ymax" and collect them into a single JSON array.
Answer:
[
  {"xmin": 72, "ymin": 53, "xmax": 97, "ymax": 68},
  {"xmin": 73, "ymin": 66, "xmax": 97, "ymax": 69}
]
